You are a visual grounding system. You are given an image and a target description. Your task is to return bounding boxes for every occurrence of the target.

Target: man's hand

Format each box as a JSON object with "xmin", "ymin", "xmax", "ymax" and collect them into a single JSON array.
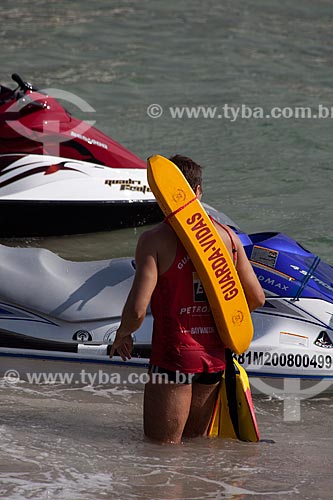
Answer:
[{"xmin": 109, "ymin": 330, "xmax": 134, "ymax": 361}]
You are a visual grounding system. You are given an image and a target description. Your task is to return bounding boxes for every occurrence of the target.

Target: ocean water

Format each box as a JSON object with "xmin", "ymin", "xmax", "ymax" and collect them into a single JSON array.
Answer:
[
  {"xmin": 0, "ymin": 380, "xmax": 332, "ymax": 500},
  {"xmin": 0, "ymin": 0, "xmax": 333, "ymax": 498}
]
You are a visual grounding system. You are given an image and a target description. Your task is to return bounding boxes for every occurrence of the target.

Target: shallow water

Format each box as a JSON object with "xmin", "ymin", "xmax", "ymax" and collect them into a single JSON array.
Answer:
[
  {"xmin": 1, "ymin": 381, "xmax": 332, "ymax": 500},
  {"xmin": 1, "ymin": 0, "xmax": 333, "ymax": 498}
]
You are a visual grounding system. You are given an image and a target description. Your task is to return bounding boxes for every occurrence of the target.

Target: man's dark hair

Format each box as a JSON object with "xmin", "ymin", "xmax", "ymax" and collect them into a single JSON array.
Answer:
[{"xmin": 169, "ymin": 154, "xmax": 202, "ymax": 191}]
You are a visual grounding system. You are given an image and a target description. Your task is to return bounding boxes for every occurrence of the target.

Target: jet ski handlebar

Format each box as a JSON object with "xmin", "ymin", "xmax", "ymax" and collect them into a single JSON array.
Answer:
[
  {"xmin": 11, "ymin": 73, "xmax": 38, "ymax": 92},
  {"xmin": 0, "ymin": 74, "xmax": 39, "ymax": 106}
]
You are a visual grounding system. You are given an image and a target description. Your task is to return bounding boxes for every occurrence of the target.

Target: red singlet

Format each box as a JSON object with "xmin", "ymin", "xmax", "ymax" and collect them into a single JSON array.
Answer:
[{"xmin": 150, "ymin": 239, "xmax": 226, "ymax": 373}]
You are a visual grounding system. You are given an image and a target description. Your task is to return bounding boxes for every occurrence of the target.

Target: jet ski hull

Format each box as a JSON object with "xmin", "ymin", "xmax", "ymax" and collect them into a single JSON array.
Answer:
[
  {"xmin": 0, "ymin": 198, "xmax": 162, "ymax": 236},
  {"xmin": 0, "ymin": 154, "xmax": 163, "ymax": 236}
]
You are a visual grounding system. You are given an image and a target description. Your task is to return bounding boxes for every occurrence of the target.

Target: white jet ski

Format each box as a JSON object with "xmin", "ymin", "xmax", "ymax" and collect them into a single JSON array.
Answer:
[
  {"xmin": 0, "ymin": 153, "xmax": 161, "ymax": 236},
  {"xmin": 0, "ymin": 207, "xmax": 332, "ymax": 396}
]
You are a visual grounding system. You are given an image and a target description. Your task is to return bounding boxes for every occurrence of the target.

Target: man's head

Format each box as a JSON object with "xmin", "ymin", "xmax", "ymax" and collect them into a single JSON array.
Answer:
[{"xmin": 169, "ymin": 154, "xmax": 203, "ymax": 196}]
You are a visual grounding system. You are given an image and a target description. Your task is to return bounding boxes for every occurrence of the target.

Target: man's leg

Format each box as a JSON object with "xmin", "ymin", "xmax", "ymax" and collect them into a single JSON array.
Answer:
[
  {"xmin": 182, "ymin": 381, "xmax": 220, "ymax": 438},
  {"xmin": 143, "ymin": 379, "xmax": 192, "ymax": 444}
]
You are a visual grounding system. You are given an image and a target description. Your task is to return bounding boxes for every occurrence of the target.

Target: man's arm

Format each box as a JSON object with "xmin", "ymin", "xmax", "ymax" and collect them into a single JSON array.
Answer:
[{"xmin": 109, "ymin": 231, "xmax": 158, "ymax": 361}]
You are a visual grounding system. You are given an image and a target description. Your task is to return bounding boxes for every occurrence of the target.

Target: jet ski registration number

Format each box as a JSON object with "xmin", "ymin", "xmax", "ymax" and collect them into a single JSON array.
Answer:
[{"xmin": 235, "ymin": 351, "xmax": 333, "ymax": 370}]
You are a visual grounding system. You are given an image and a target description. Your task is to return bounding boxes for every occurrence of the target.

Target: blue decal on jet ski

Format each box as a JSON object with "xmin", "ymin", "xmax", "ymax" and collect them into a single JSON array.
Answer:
[
  {"xmin": 256, "ymin": 273, "xmax": 291, "ymax": 292},
  {"xmin": 0, "ymin": 302, "xmax": 57, "ymax": 325},
  {"xmin": 0, "ymin": 306, "xmax": 15, "ymax": 316}
]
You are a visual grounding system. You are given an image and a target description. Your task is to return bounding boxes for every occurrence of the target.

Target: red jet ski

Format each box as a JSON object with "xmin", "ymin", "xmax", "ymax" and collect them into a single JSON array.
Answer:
[
  {"xmin": 0, "ymin": 74, "xmax": 161, "ymax": 236},
  {"xmin": 0, "ymin": 73, "xmax": 145, "ymax": 168}
]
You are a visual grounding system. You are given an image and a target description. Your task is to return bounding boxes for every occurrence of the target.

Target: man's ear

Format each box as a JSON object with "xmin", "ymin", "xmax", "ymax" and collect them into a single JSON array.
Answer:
[{"xmin": 195, "ymin": 184, "xmax": 202, "ymax": 197}]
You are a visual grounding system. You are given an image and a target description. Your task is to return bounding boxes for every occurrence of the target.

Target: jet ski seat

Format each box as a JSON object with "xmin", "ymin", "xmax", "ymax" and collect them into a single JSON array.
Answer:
[{"xmin": 0, "ymin": 245, "xmax": 135, "ymax": 321}]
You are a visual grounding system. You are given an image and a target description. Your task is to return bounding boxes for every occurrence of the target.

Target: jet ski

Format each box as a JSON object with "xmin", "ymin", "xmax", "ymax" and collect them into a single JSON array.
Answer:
[
  {"xmin": 0, "ymin": 207, "xmax": 332, "ymax": 395},
  {"xmin": 0, "ymin": 74, "xmax": 161, "ymax": 235},
  {"xmin": 0, "ymin": 153, "xmax": 161, "ymax": 236}
]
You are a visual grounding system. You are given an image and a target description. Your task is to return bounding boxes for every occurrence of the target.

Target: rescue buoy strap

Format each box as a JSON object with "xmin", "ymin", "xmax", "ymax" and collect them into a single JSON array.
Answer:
[{"xmin": 165, "ymin": 196, "xmax": 198, "ymax": 221}]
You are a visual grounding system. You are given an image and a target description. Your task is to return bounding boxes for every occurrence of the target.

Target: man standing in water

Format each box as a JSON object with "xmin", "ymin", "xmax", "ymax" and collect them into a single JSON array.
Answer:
[{"xmin": 110, "ymin": 155, "xmax": 265, "ymax": 444}]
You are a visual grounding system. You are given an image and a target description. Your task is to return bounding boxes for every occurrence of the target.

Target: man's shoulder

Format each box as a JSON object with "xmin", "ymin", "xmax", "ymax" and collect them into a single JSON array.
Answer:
[
  {"xmin": 138, "ymin": 222, "xmax": 175, "ymax": 248},
  {"xmin": 212, "ymin": 221, "xmax": 241, "ymax": 246},
  {"xmin": 141, "ymin": 222, "xmax": 173, "ymax": 238}
]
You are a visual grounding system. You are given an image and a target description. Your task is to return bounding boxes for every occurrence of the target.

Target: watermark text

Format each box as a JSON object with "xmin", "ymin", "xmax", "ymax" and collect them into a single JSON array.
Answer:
[{"xmin": 147, "ymin": 103, "xmax": 333, "ymax": 122}]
